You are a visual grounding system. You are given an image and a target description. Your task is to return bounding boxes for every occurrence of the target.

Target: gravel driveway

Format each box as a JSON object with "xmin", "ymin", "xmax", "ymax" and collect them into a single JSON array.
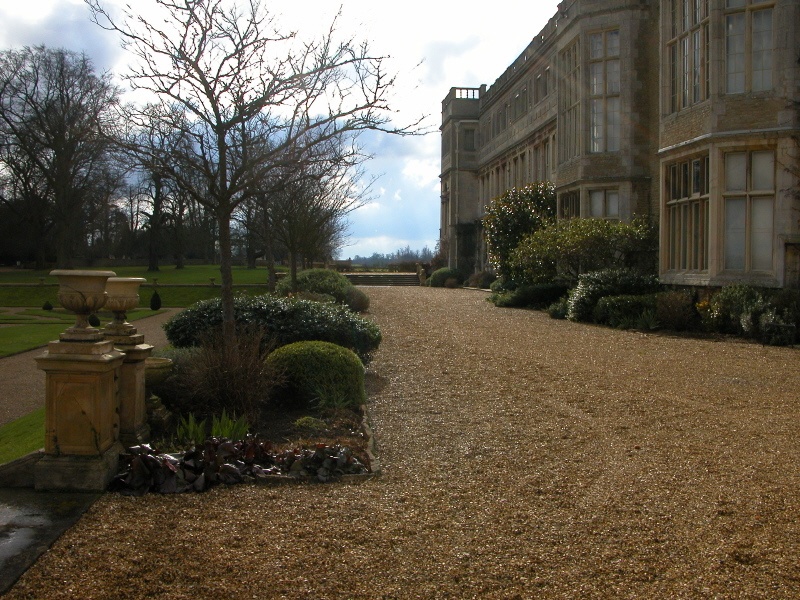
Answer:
[{"xmin": 6, "ymin": 287, "xmax": 800, "ymax": 598}]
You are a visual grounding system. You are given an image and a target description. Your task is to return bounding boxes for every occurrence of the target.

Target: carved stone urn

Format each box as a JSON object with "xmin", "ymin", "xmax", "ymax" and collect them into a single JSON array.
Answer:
[
  {"xmin": 50, "ymin": 269, "xmax": 116, "ymax": 342},
  {"xmin": 104, "ymin": 277, "xmax": 146, "ymax": 337}
]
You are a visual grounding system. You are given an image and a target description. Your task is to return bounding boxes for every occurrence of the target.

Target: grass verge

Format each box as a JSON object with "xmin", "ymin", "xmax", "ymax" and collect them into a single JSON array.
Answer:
[{"xmin": 0, "ymin": 407, "xmax": 44, "ymax": 464}]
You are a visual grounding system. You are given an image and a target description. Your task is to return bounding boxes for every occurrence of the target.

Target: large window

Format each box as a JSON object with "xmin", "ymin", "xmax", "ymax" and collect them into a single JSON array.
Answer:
[
  {"xmin": 723, "ymin": 150, "xmax": 774, "ymax": 272},
  {"xmin": 667, "ymin": 0, "xmax": 709, "ymax": 112},
  {"xmin": 589, "ymin": 30, "xmax": 620, "ymax": 153},
  {"xmin": 726, "ymin": 0, "xmax": 773, "ymax": 94},
  {"xmin": 666, "ymin": 155, "xmax": 709, "ymax": 271},
  {"xmin": 559, "ymin": 40, "xmax": 581, "ymax": 162},
  {"xmin": 589, "ymin": 189, "xmax": 619, "ymax": 219}
]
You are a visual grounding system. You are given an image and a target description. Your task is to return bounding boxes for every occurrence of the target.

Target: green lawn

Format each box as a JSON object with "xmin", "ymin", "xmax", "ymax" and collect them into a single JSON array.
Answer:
[
  {"xmin": 0, "ymin": 264, "xmax": 282, "ymax": 285},
  {"xmin": 0, "ymin": 407, "xmax": 44, "ymax": 464}
]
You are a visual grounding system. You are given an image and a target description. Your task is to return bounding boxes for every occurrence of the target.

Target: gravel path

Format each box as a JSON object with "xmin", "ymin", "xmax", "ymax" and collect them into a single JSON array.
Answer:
[
  {"xmin": 0, "ymin": 309, "xmax": 179, "ymax": 427},
  {"xmin": 5, "ymin": 287, "xmax": 800, "ymax": 599}
]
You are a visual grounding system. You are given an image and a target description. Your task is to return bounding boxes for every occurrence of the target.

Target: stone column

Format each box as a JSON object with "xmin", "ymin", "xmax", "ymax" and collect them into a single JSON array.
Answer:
[{"xmin": 103, "ymin": 277, "xmax": 153, "ymax": 447}]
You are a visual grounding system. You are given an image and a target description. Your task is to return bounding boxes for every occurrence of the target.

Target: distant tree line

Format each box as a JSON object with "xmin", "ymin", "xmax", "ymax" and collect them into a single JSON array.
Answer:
[{"xmin": 349, "ymin": 245, "xmax": 434, "ymax": 268}]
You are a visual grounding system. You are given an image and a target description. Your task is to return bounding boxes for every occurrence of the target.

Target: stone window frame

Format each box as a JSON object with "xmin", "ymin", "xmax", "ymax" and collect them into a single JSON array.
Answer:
[{"xmin": 558, "ymin": 38, "xmax": 581, "ymax": 163}]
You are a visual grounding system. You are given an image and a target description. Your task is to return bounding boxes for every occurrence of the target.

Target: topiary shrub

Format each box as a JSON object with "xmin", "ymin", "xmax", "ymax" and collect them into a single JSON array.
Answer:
[
  {"xmin": 163, "ymin": 294, "xmax": 381, "ymax": 364},
  {"xmin": 593, "ymin": 294, "xmax": 658, "ymax": 328},
  {"xmin": 429, "ymin": 267, "xmax": 462, "ymax": 288},
  {"xmin": 567, "ymin": 268, "xmax": 659, "ymax": 323},
  {"xmin": 345, "ymin": 286, "xmax": 370, "ymax": 313},
  {"xmin": 88, "ymin": 313, "xmax": 101, "ymax": 327},
  {"xmin": 42, "ymin": 300, "xmax": 53, "ymax": 311},
  {"xmin": 150, "ymin": 290, "xmax": 162, "ymax": 311},
  {"xmin": 491, "ymin": 283, "xmax": 569, "ymax": 309},
  {"xmin": 265, "ymin": 341, "xmax": 366, "ymax": 409}
]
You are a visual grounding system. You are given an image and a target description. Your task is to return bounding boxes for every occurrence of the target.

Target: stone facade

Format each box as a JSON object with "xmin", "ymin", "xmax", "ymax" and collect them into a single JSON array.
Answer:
[{"xmin": 440, "ymin": 0, "xmax": 800, "ymax": 289}]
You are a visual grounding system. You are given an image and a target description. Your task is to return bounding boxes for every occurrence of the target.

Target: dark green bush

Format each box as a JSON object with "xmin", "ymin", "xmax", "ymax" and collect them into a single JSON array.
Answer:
[
  {"xmin": 153, "ymin": 327, "xmax": 276, "ymax": 424},
  {"xmin": 547, "ymin": 297, "xmax": 569, "ymax": 320},
  {"xmin": 150, "ymin": 290, "xmax": 162, "ymax": 311},
  {"xmin": 489, "ymin": 278, "xmax": 511, "ymax": 293},
  {"xmin": 42, "ymin": 300, "xmax": 53, "ymax": 311},
  {"xmin": 265, "ymin": 341, "xmax": 366, "ymax": 409},
  {"xmin": 345, "ymin": 286, "xmax": 370, "ymax": 313},
  {"xmin": 491, "ymin": 283, "xmax": 569, "ymax": 309},
  {"xmin": 466, "ymin": 270, "xmax": 497, "ymax": 289},
  {"xmin": 766, "ymin": 288, "xmax": 800, "ymax": 328},
  {"xmin": 163, "ymin": 294, "xmax": 381, "ymax": 364},
  {"xmin": 567, "ymin": 268, "xmax": 659, "ymax": 323},
  {"xmin": 429, "ymin": 267, "xmax": 463, "ymax": 288},
  {"xmin": 656, "ymin": 290, "xmax": 698, "ymax": 331},
  {"xmin": 88, "ymin": 313, "xmax": 101, "ymax": 327},
  {"xmin": 593, "ymin": 294, "xmax": 658, "ymax": 328}
]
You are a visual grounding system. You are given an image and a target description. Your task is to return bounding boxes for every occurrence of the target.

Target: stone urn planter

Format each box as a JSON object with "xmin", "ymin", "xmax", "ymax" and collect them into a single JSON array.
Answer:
[
  {"xmin": 50, "ymin": 269, "xmax": 116, "ymax": 342},
  {"xmin": 145, "ymin": 356, "xmax": 174, "ymax": 388},
  {"xmin": 105, "ymin": 277, "xmax": 146, "ymax": 335}
]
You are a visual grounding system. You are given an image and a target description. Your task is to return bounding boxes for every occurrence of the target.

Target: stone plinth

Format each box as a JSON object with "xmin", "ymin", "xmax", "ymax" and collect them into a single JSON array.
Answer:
[
  {"xmin": 113, "ymin": 342, "xmax": 154, "ymax": 447},
  {"xmin": 34, "ymin": 339, "xmax": 124, "ymax": 492}
]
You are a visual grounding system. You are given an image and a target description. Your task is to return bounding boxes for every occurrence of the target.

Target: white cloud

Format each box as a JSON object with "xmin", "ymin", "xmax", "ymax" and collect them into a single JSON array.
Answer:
[{"xmin": 0, "ymin": 0, "xmax": 562, "ymax": 257}]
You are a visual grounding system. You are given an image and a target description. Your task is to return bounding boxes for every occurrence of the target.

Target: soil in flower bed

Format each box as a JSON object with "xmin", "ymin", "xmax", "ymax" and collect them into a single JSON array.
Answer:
[{"xmin": 118, "ymin": 403, "xmax": 373, "ymax": 495}]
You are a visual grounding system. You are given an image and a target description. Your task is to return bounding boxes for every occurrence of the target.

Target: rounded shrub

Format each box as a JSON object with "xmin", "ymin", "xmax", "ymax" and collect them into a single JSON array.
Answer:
[
  {"xmin": 42, "ymin": 300, "xmax": 53, "ymax": 311},
  {"xmin": 265, "ymin": 341, "xmax": 366, "ymax": 409},
  {"xmin": 345, "ymin": 286, "xmax": 370, "ymax": 313},
  {"xmin": 429, "ymin": 267, "xmax": 462, "ymax": 288},
  {"xmin": 567, "ymin": 268, "xmax": 659, "ymax": 323},
  {"xmin": 163, "ymin": 294, "xmax": 381, "ymax": 364},
  {"xmin": 491, "ymin": 283, "xmax": 569, "ymax": 309},
  {"xmin": 656, "ymin": 290, "xmax": 698, "ymax": 331}
]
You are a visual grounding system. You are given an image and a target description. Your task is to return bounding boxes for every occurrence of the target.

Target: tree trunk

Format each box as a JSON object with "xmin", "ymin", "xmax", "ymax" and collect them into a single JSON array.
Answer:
[{"xmin": 217, "ymin": 210, "xmax": 236, "ymax": 346}]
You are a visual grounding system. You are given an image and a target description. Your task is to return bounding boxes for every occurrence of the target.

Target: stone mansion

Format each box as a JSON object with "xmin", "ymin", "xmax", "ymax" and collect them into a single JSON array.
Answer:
[{"xmin": 439, "ymin": 0, "xmax": 800, "ymax": 289}]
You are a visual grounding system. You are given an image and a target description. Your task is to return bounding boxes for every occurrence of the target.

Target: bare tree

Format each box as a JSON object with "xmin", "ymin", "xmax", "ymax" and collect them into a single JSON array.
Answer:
[
  {"xmin": 0, "ymin": 45, "xmax": 123, "ymax": 267},
  {"xmin": 87, "ymin": 0, "xmax": 420, "ymax": 343}
]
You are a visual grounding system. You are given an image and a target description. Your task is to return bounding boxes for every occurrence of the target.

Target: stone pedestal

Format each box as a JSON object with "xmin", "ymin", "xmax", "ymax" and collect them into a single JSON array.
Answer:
[
  {"xmin": 110, "ymin": 339, "xmax": 154, "ymax": 447},
  {"xmin": 34, "ymin": 339, "xmax": 124, "ymax": 492}
]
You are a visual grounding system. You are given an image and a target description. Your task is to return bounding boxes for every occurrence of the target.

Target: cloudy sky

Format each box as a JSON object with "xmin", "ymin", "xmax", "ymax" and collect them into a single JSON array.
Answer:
[{"xmin": 0, "ymin": 0, "xmax": 561, "ymax": 259}]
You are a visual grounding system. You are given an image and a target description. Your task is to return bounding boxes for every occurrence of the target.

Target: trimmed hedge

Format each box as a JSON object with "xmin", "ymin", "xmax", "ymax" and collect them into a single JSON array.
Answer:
[
  {"xmin": 593, "ymin": 294, "xmax": 658, "ymax": 328},
  {"xmin": 163, "ymin": 294, "xmax": 381, "ymax": 364},
  {"xmin": 491, "ymin": 283, "xmax": 569, "ymax": 309},
  {"xmin": 567, "ymin": 268, "xmax": 659, "ymax": 323},
  {"xmin": 428, "ymin": 267, "xmax": 462, "ymax": 288}
]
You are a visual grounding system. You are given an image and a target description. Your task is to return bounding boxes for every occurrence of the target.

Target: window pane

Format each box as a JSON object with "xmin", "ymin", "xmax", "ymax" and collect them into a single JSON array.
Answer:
[
  {"xmin": 606, "ymin": 191, "xmax": 619, "ymax": 217},
  {"xmin": 607, "ymin": 60, "xmax": 620, "ymax": 94},
  {"xmin": 590, "ymin": 33, "xmax": 604, "ymax": 59},
  {"xmin": 752, "ymin": 9, "xmax": 773, "ymax": 91},
  {"xmin": 607, "ymin": 96, "xmax": 620, "ymax": 152},
  {"xmin": 606, "ymin": 31, "xmax": 620, "ymax": 57},
  {"xmin": 752, "ymin": 151, "xmax": 774, "ymax": 190},
  {"xmin": 590, "ymin": 99, "xmax": 603, "ymax": 153},
  {"xmin": 726, "ymin": 14, "xmax": 745, "ymax": 93},
  {"xmin": 725, "ymin": 152, "xmax": 747, "ymax": 191},
  {"xmin": 590, "ymin": 190, "xmax": 604, "ymax": 217},
  {"xmin": 751, "ymin": 197, "xmax": 773, "ymax": 271},
  {"xmin": 590, "ymin": 63, "xmax": 604, "ymax": 95},
  {"xmin": 726, "ymin": 0, "xmax": 745, "ymax": 7},
  {"xmin": 725, "ymin": 197, "xmax": 746, "ymax": 270}
]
